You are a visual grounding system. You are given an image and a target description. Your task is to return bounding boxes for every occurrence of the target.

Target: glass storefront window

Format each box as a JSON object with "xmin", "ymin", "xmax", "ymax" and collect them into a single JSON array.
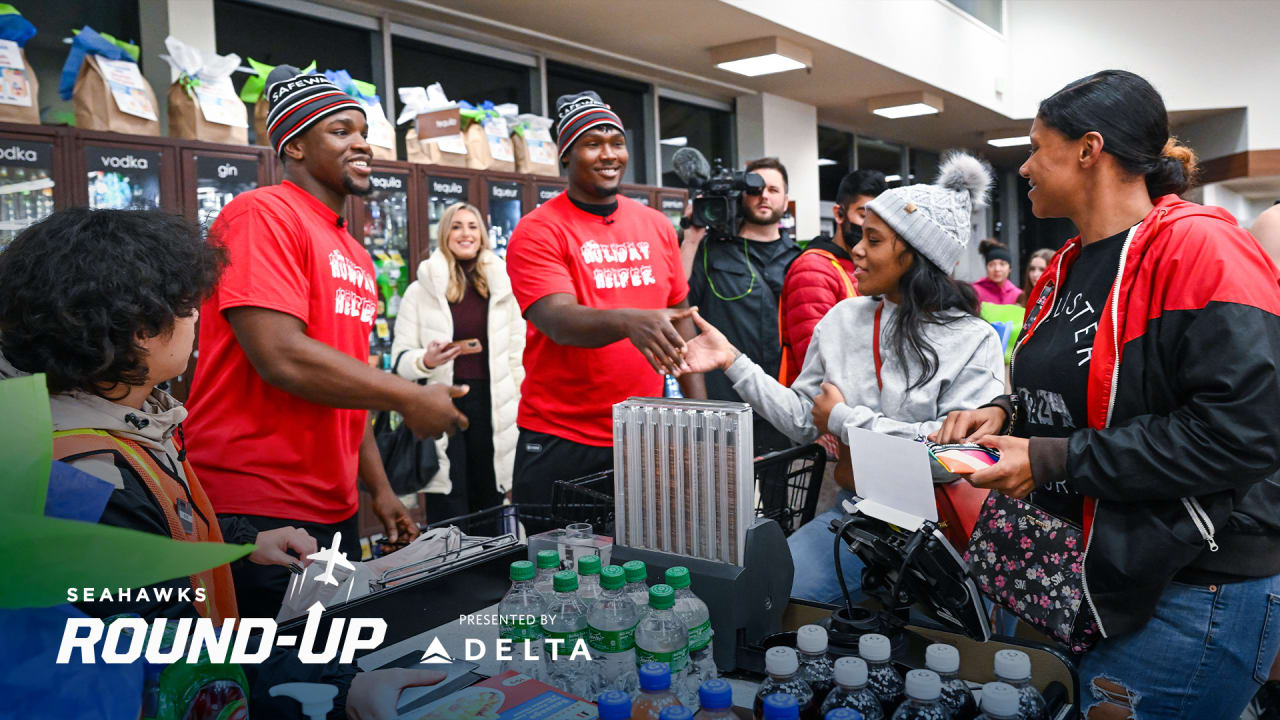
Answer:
[
  {"xmin": 86, "ymin": 146, "xmax": 163, "ymax": 210},
  {"xmin": 856, "ymin": 137, "xmax": 906, "ymax": 188},
  {"xmin": 818, "ymin": 126, "xmax": 853, "ymax": 201},
  {"xmin": 0, "ymin": 140, "xmax": 55, "ymax": 251},
  {"xmin": 659, "ymin": 97, "xmax": 733, "ymax": 188},
  {"xmin": 193, "ymin": 155, "xmax": 260, "ymax": 228},
  {"xmin": 547, "ymin": 61, "xmax": 650, "ymax": 184},
  {"xmin": 392, "ymin": 36, "xmax": 534, "ymax": 114},
  {"xmin": 214, "ymin": 0, "xmax": 374, "ymax": 80}
]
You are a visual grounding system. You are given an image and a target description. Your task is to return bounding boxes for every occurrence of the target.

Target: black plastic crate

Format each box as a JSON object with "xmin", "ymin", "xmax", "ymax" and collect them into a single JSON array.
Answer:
[
  {"xmin": 551, "ymin": 471, "xmax": 616, "ymax": 535},
  {"xmin": 425, "ymin": 504, "xmax": 521, "ymax": 537},
  {"xmin": 754, "ymin": 443, "xmax": 826, "ymax": 535}
]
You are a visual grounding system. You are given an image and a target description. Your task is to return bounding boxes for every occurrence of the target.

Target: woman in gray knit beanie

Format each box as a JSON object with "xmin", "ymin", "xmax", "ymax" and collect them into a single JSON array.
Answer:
[{"xmin": 680, "ymin": 152, "xmax": 1005, "ymax": 604}]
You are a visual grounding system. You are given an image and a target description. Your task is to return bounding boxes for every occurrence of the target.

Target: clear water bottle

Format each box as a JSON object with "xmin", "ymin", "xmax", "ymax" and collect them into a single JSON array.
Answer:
[
  {"xmin": 624, "ymin": 560, "xmax": 650, "ymax": 610},
  {"xmin": 890, "ymin": 670, "xmax": 948, "ymax": 720},
  {"xmin": 588, "ymin": 565, "xmax": 641, "ymax": 695},
  {"xmin": 665, "ymin": 566, "xmax": 716, "ymax": 707},
  {"xmin": 661, "ymin": 708, "xmax": 695, "ymax": 720},
  {"xmin": 534, "ymin": 549, "xmax": 560, "ymax": 603},
  {"xmin": 497, "ymin": 560, "xmax": 546, "ymax": 682},
  {"xmin": 634, "ymin": 661, "xmax": 683, "ymax": 720},
  {"xmin": 820, "ymin": 657, "xmax": 882, "ymax": 720},
  {"xmin": 543, "ymin": 570, "xmax": 593, "ymax": 699},
  {"xmin": 858, "ymin": 634, "xmax": 903, "ymax": 712},
  {"xmin": 761, "ymin": 692, "xmax": 801, "ymax": 720},
  {"xmin": 992, "ymin": 650, "xmax": 1046, "ymax": 720},
  {"xmin": 824, "ymin": 709, "xmax": 864, "ymax": 720},
  {"xmin": 975, "ymin": 682, "xmax": 1020, "ymax": 720},
  {"xmin": 635, "ymin": 585, "xmax": 690, "ymax": 693},
  {"xmin": 796, "ymin": 625, "xmax": 835, "ymax": 710},
  {"xmin": 694, "ymin": 678, "xmax": 735, "ymax": 719},
  {"xmin": 599, "ymin": 689, "xmax": 633, "ymax": 720},
  {"xmin": 753, "ymin": 648, "xmax": 814, "ymax": 720},
  {"xmin": 925, "ymin": 643, "xmax": 977, "ymax": 720},
  {"xmin": 579, "ymin": 554, "xmax": 605, "ymax": 608}
]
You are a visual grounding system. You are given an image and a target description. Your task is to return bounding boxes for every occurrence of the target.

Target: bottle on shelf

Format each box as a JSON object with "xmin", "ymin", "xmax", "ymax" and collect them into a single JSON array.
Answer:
[
  {"xmin": 497, "ymin": 560, "xmax": 546, "ymax": 682},
  {"xmin": 578, "ymin": 554, "xmax": 605, "ymax": 608},
  {"xmin": 623, "ymin": 560, "xmax": 650, "ymax": 610},
  {"xmin": 992, "ymin": 650, "xmax": 1047, "ymax": 720},
  {"xmin": 925, "ymin": 643, "xmax": 977, "ymax": 720},
  {"xmin": 694, "ymin": 678, "xmax": 735, "ymax": 719},
  {"xmin": 796, "ymin": 625, "xmax": 836, "ymax": 707},
  {"xmin": 753, "ymin": 647, "xmax": 813, "ymax": 720},
  {"xmin": 633, "ymin": 661, "xmax": 683, "ymax": 720},
  {"xmin": 665, "ymin": 566, "xmax": 717, "ymax": 707},
  {"xmin": 761, "ymin": 692, "xmax": 801, "ymax": 720},
  {"xmin": 598, "ymin": 689, "xmax": 632, "ymax": 720},
  {"xmin": 974, "ymin": 682, "xmax": 1021, "ymax": 720},
  {"xmin": 660, "ymin": 708, "xmax": 695, "ymax": 720},
  {"xmin": 823, "ymin": 709, "xmax": 864, "ymax": 720},
  {"xmin": 858, "ymin": 634, "xmax": 904, "ymax": 712},
  {"xmin": 588, "ymin": 565, "xmax": 641, "ymax": 696},
  {"xmin": 635, "ymin": 585, "xmax": 690, "ymax": 694},
  {"xmin": 890, "ymin": 670, "xmax": 948, "ymax": 720},
  {"xmin": 543, "ymin": 570, "xmax": 593, "ymax": 699},
  {"xmin": 534, "ymin": 549, "xmax": 560, "ymax": 603},
  {"xmin": 820, "ymin": 657, "xmax": 882, "ymax": 720}
]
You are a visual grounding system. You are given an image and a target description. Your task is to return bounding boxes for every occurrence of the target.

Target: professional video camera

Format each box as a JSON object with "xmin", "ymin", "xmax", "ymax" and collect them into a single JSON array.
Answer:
[{"xmin": 672, "ymin": 147, "xmax": 765, "ymax": 238}]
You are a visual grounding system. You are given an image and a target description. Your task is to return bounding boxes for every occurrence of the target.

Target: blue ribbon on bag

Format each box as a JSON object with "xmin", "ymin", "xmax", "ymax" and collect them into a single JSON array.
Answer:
[
  {"xmin": 0, "ymin": 6, "xmax": 37, "ymax": 48},
  {"xmin": 59, "ymin": 26, "xmax": 136, "ymax": 100}
]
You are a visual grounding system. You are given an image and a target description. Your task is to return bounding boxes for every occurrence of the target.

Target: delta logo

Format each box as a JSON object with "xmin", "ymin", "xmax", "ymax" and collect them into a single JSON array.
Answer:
[{"xmin": 420, "ymin": 618, "xmax": 592, "ymax": 665}]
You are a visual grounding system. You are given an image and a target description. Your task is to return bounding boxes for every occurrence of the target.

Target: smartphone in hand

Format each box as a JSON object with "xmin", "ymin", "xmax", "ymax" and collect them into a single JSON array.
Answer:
[{"xmin": 446, "ymin": 338, "xmax": 483, "ymax": 355}]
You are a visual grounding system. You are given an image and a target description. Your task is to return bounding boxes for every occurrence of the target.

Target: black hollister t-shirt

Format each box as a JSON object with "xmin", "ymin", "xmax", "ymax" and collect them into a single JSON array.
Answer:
[{"xmin": 1013, "ymin": 226, "xmax": 1132, "ymax": 524}]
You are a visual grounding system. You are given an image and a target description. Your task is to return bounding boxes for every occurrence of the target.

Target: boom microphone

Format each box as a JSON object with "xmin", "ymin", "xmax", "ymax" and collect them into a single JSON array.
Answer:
[{"xmin": 671, "ymin": 147, "xmax": 711, "ymax": 188}]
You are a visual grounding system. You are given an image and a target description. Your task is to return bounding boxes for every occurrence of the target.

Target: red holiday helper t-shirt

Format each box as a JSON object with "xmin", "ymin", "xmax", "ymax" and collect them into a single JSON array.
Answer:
[
  {"xmin": 506, "ymin": 193, "xmax": 688, "ymax": 446},
  {"xmin": 185, "ymin": 181, "xmax": 377, "ymax": 524}
]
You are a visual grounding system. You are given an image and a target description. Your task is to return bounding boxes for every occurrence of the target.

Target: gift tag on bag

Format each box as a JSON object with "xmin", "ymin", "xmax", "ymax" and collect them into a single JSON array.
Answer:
[{"xmin": 95, "ymin": 55, "xmax": 157, "ymax": 121}]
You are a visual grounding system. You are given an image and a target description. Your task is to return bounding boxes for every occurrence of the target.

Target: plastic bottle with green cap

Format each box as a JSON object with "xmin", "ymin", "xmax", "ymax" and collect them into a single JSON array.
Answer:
[
  {"xmin": 623, "ymin": 559, "xmax": 650, "ymax": 609},
  {"xmin": 588, "ymin": 565, "xmax": 641, "ymax": 695},
  {"xmin": 577, "ymin": 553, "xmax": 604, "ymax": 608},
  {"xmin": 635, "ymin": 583, "xmax": 690, "ymax": 695},
  {"xmin": 534, "ymin": 549, "xmax": 560, "ymax": 603},
  {"xmin": 544, "ymin": 569, "xmax": 592, "ymax": 699},
  {"xmin": 666, "ymin": 565, "xmax": 717, "ymax": 706},
  {"xmin": 498, "ymin": 560, "xmax": 547, "ymax": 682}
]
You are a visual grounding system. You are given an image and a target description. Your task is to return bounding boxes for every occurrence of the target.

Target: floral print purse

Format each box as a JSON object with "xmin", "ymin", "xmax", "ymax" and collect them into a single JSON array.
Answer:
[{"xmin": 964, "ymin": 492, "xmax": 1101, "ymax": 653}]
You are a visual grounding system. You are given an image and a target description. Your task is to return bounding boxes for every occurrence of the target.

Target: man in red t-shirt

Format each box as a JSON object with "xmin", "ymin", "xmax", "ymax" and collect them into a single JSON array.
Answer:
[
  {"xmin": 506, "ymin": 91, "xmax": 705, "ymax": 532},
  {"xmin": 185, "ymin": 67, "xmax": 467, "ymax": 618}
]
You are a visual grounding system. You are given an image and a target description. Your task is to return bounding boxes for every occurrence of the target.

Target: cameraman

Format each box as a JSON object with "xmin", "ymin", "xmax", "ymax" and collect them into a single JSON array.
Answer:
[{"xmin": 686, "ymin": 157, "xmax": 801, "ymax": 452}]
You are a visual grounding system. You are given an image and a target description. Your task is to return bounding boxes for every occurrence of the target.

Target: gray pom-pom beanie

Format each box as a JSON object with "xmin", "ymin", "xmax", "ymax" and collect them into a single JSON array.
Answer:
[{"xmin": 865, "ymin": 151, "xmax": 993, "ymax": 271}]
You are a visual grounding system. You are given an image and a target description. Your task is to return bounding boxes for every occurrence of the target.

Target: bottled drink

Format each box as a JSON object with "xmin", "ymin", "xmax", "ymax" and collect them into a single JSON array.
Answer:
[
  {"xmin": 634, "ymin": 661, "xmax": 682, "ymax": 720},
  {"xmin": 820, "ymin": 657, "xmax": 882, "ymax": 720},
  {"xmin": 661, "ymin": 708, "xmax": 694, "ymax": 720},
  {"xmin": 665, "ymin": 566, "xmax": 717, "ymax": 707},
  {"xmin": 497, "ymin": 560, "xmax": 546, "ymax": 682},
  {"xmin": 992, "ymin": 650, "xmax": 1046, "ymax": 720},
  {"xmin": 974, "ymin": 682, "xmax": 1020, "ymax": 720},
  {"xmin": 890, "ymin": 670, "xmax": 948, "ymax": 720},
  {"xmin": 796, "ymin": 625, "xmax": 835, "ymax": 711},
  {"xmin": 761, "ymin": 693, "xmax": 801, "ymax": 720},
  {"xmin": 753, "ymin": 648, "xmax": 813, "ymax": 720},
  {"xmin": 588, "ymin": 565, "xmax": 641, "ymax": 696},
  {"xmin": 925, "ymin": 643, "xmax": 977, "ymax": 720},
  {"xmin": 694, "ymin": 678, "xmax": 735, "ymax": 719},
  {"xmin": 535, "ymin": 549, "xmax": 560, "ymax": 603},
  {"xmin": 858, "ymin": 634, "xmax": 903, "ymax": 712},
  {"xmin": 543, "ymin": 570, "xmax": 593, "ymax": 699},
  {"xmin": 623, "ymin": 560, "xmax": 650, "ymax": 610},
  {"xmin": 824, "ymin": 710, "xmax": 863, "ymax": 720},
  {"xmin": 579, "ymin": 554, "xmax": 605, "ymax": 608},
  {"xmin": 635, "ymin": 585, "xmax": 690, "ymax": 694},
  {"xmin": 599, "ymin": 689, "xmax": 632, "ymax": 720}
]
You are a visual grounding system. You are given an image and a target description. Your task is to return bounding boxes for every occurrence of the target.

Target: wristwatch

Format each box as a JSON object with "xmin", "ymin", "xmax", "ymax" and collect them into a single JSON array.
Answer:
[{"xmin": 1003, "ymin": 393, "xmax": 1021, "ymax": 435}]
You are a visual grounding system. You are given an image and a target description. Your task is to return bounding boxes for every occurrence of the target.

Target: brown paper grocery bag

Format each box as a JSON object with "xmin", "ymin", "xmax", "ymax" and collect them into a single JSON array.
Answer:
[
  {"xmin": 513, "ymin": 132, "xmax": 559, "ymax": 177},
  {"xmin": 406, "ymin": 127, "xmax": 468, "ymax": 168},
  {"xmin": 167, "ymin": 83, "xmax": 248, "ymax": 145},
  {"xmin": 409, "ymin": 107, "xmax": 469, "ymax": 167},
  {"xmin": 463, "ymin": 116, "xmax": 515, "ymax": 173},
  {"xmin": 0, "ymin": 51, "xmax": 39, "ymax": 125},
  {"xmin": 73, "ymin": 54, "xmax": 160, "ymax": 135},
  {"xmin": 252, "ymin": 96, "xmax": 270, "ymax": 146}
]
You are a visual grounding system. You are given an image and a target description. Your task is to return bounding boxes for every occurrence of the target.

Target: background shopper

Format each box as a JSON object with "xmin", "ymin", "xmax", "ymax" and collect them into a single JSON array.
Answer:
[
  {"xmin": 971, "ymin": 239, "xmax": 1021, "ymax": 307},
  {"xmin": 392, "ymin": 201, "xmax": 525, "ymax": 521},
  {"xmin": 1017, "ymin": 248, "xmax": 1055, "ymax": 305},
  {"xmin": 935, "ymin": 70, "xmax": 1280, "ymax": 718}
]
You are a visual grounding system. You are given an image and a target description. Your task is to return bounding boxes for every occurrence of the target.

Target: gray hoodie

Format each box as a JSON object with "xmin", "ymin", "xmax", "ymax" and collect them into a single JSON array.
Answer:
[{"xmin": 726, "ymin": 296, "xmax": 1005, "ymax": 446}]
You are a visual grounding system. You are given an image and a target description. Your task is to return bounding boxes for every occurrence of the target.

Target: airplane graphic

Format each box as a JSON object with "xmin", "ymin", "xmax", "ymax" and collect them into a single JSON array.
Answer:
[{"xmin": 307, "ymin": 532, "xmax": 355, "ymax": 586}]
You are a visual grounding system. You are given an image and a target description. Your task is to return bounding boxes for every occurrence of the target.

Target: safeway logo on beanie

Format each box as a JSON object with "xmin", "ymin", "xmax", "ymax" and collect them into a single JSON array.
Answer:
[
  {"xmin": 268, "ymin": 74, "xmax": 329, "ymax": 106},
  {"xmin": 264, "ymin": 65, "xmax": 364, "ymax": 157}
]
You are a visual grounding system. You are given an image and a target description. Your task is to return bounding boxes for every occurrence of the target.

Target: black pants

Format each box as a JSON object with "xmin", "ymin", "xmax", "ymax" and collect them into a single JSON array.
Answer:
[
  {"xmin": 426, "ymin": 378, "xmax": 504, "ymax": 523},
  {"xmin": 222, "ymin": 511, "xmax": 360, "ymax": 619},
  {"xmin": 511, "ymin": 427, "xmax": 612, "ymax": 535}
]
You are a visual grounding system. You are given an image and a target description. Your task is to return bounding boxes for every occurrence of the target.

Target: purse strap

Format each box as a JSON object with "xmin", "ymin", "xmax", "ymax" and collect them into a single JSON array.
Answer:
[{"xmin": 873, "ymin": 301, "xmax": 884, "ymax": 391}]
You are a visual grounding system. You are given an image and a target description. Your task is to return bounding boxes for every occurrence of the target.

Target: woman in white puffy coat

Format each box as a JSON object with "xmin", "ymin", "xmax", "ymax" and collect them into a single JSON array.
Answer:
[{"xmin": 391, "ymin": 202, "xmax": 525, "ymax": 521}]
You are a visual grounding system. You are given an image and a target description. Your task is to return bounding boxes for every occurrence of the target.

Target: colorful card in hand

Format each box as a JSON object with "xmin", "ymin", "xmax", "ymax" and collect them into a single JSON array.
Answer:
[{"xmin": 926, "ymin": 442, "xmax": 1000, "ymax": 475}]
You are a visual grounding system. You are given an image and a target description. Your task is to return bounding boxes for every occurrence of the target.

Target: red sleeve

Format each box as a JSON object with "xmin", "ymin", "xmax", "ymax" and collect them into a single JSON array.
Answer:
[
  {"xmin": 506, "ymin": 219, "xmax": 575, "ymax": 313},
  {"xmin": 781, "ymin": 254, "xmax": 842, "ymax": 365},
  {"xmin": 210, "ymin": 204, "xmax": 310, "ymax": 323},
  {"xmin": 664, "ymin": 222, "xmax": 689, "ymax": 307}
]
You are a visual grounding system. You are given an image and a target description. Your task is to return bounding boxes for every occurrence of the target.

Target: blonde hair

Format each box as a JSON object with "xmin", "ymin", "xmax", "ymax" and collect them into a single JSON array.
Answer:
[{"xmin": 436, "ymin": 202, "xmax": 490, "ymax": 304}]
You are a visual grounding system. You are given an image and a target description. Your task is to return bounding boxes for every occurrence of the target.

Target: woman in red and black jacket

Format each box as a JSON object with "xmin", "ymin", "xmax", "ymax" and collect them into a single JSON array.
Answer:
[{"xmin": 935, "ymin": 70, "xmax": 1280, "ymax": 717}]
